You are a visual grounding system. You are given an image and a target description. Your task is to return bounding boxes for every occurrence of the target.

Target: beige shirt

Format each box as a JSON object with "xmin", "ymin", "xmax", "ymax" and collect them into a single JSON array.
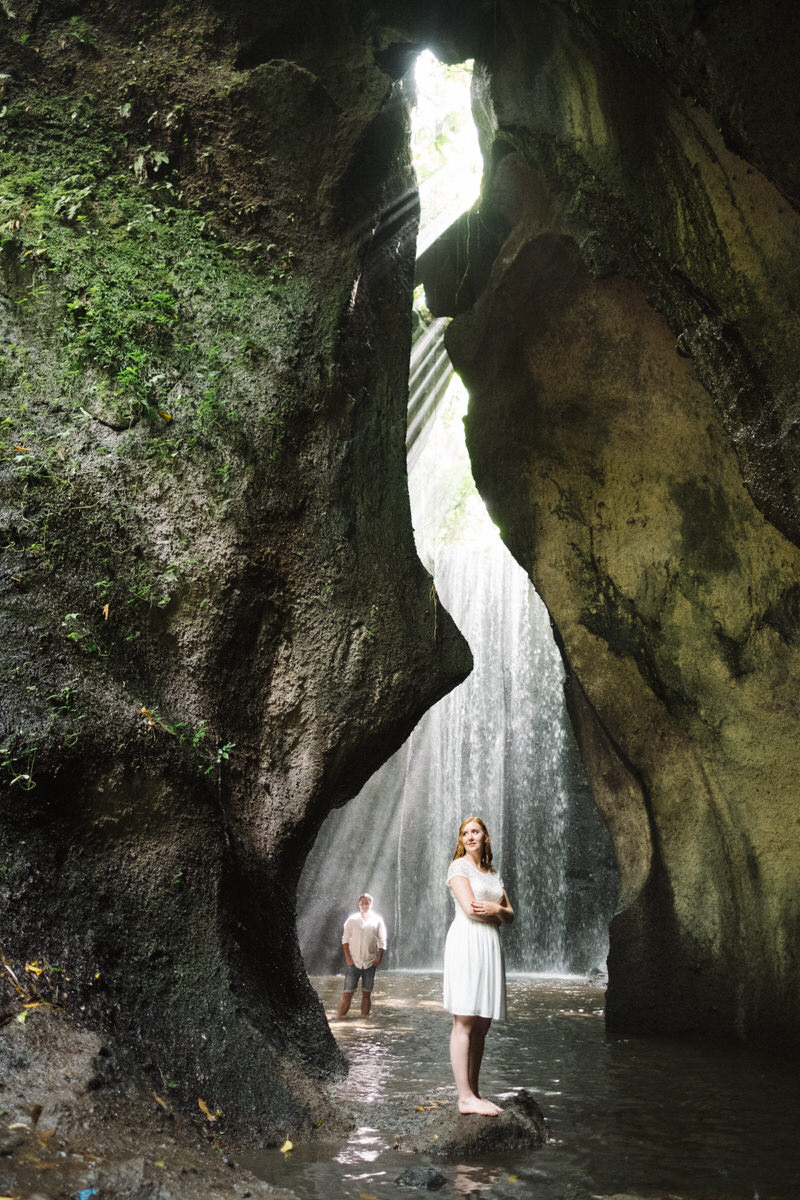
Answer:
[{"xmin": 342, "ymin": 910, "xmax": 387, "ymax": 969}]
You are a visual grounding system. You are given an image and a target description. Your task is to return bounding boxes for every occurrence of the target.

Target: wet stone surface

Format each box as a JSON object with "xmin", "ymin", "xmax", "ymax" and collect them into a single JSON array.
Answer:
[
  {"xmin": 405, "ymin": 1090, "xmax": 546, "ymax": 1159},
  {"xmin": 0, "ymin": 1004, "xmax": 295, "ymax": 1200},
  {"xmin": 394, "ymin": 1165, "xmax": 448, "ymax": 1189}
]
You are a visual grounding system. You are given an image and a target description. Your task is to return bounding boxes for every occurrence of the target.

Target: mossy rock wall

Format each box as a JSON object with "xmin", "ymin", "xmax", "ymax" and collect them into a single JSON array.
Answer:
[
  {"xmin": 0, "ymin": 1, "xmax": 471, "ymax": 1132},
  {"xmin": 421, "ymin": 0, "xmax": 800, "ymax": 1043},
  {"xmin": 3, "ymin": 0, "xmax": 800, "ymax": 1137}
]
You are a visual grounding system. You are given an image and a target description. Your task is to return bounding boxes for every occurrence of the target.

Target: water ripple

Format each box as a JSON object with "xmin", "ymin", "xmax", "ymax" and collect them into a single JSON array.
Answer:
[{"xmin": 245, "ymin": 972, "xmax": 800, "ymax": 1200}]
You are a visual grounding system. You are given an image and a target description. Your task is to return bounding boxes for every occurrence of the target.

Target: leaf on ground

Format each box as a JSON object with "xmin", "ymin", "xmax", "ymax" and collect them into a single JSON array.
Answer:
[
  {"xmin": 15, "ymin": 1010, "xmax": 28, "ymax": 1024},
  {"xmin": 154, "ymin": 1160, "xmax": 165, "ymax": 1167},
  {"xmin": 359, "ymin": 1194, "xmax": 378, "ymax": 1199},
  {"xmin": 197, "ymin": 1098, "xmax": 216, "ymax": 1121},
  {"xmin": 279, "ymin": 1138, "xmax": 293, "ymax": 1154},
  {"xmin": 23, "ymin": 1002, "xmax": 42, "ymax": 1010},
  {"xmin": 153, "ymin": 1093, "xmax": 169, "ymax": 1110},
  {"xmin": 102, "ymin": 604, "xmax": 109, "ymax": 620},
  {"xmin": 37, "ymin": 1129, "xmax": 55, "ymax": 1144},
  {"xmin": 24, "ymin": 961, "xmax": 44, "ymax": 976}
]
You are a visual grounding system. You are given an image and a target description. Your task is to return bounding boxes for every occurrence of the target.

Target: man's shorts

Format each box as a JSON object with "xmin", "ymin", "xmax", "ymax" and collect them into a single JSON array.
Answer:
[{"xmin": 344, "ymin": 963, "xmax": 376, "ymax": 993}]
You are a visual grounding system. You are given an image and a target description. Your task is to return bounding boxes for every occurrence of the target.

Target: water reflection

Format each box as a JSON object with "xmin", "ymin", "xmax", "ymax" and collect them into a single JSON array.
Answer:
[
  {"xmin": 452, "ymin": 1163, "xmax": 502, "ymax": 1193},
  {"xmin": 335, "ymin": 1129, "xmax": 383, "ymax": 1165},
  {"xmin": 245, "ymin": 973, "xmax": 800, "ymax": 1200}
]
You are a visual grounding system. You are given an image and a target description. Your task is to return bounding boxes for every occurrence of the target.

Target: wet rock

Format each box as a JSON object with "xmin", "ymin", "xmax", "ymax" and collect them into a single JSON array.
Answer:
[
  {"xmin": 407, "ymin": 1090, "xmax": 545, "ymax": 1160},
  {"xmin": 0, "ymin": 1128, "xmax": 26, "ymax": 1155},
  {"xmin": 395, "ymin": 1165, "xmax": 448, "ymax": 1189},
  {"xmin": 447, "ymin": 0, "xmax": 800, "ymax": 1049},
  {"xmin": 0, "ymin": 0, "xmax": 472, "ymax": 1140}
]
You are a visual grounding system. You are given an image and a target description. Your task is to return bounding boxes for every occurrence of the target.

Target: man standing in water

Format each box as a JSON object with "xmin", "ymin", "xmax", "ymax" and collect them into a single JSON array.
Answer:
[{"xmin": 337, "ymin": 893, "xmax": 387, "ymax": 1018}]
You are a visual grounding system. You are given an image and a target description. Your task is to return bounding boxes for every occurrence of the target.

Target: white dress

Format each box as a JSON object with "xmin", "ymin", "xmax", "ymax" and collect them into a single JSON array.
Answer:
[{"xmin": 443, "ymin": 859, "xmax": 507, "ymax": 1020}]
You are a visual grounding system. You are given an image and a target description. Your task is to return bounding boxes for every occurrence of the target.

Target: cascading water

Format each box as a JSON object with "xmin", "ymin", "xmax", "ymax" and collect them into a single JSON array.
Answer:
[
  {"xmin": 298, "ymin": 373, "xmax": 617, "ymax": 975},
  {"xmin": 391, "ymin": 534, "xmax": 574, "ymax": 972},
  {"xmin": 296, "ymin": 51, "xmax": 617, "ymax": 978}
]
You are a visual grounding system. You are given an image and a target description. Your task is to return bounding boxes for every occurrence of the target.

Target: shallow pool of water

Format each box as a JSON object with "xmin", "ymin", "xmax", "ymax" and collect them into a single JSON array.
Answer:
[{"xmin": 245, "ymin": 972, "xmax": 800, "ymax": 1200}]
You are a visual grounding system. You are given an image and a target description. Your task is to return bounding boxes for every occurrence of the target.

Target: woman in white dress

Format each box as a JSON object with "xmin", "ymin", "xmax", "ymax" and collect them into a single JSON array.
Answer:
[{"xmin": 444, "ymin": 816, "xmax": 514, "ymax": 1116}]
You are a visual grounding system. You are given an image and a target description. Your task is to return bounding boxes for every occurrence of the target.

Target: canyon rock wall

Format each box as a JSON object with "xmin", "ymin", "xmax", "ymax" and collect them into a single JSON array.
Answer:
[
  {"xmin": 420, "ymin": 0, "xmax": 800, "ymax": 1042},
  {"xmin": 2, "ymin": 0, "xmax": 799, "ymax": 1140},
  {"xmin": 0, "ymin": 1, "xmax": 470, "ymax": 1132}
]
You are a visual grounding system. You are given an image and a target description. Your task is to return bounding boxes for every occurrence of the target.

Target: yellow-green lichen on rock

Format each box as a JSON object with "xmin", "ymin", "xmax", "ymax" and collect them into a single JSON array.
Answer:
[{"xmin": 429, "ymin": 0, "xmax": 800, "ymax": 1045}]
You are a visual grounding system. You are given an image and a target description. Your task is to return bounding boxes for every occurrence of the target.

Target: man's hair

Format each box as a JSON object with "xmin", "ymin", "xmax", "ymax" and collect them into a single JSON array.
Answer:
[{"xmin": 358, "ymin": 893, "xmax": 373, "ymax": 904}]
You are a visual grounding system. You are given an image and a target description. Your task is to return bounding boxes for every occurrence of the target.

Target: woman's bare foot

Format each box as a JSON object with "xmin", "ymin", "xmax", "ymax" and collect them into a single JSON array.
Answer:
[{"xmin": 458, "ymin": 1096, "xmax": 503, "ymax": 1116}]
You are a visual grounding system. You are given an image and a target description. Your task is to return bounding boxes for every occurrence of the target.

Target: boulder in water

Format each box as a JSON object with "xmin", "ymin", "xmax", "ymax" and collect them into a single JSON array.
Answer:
[
  {"xmin": 406, "ymin": 1089, "xmax": 545, "ymax": 1159},
  {"xmin": 395, "ymin": 1165, "xmax": 448, "ymax": 1189}
]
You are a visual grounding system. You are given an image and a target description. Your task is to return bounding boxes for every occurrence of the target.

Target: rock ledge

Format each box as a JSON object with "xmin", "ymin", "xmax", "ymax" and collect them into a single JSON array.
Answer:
[{"xmin": 406, "ymin": 1090, "xmax": 545, "ymax": 1160}]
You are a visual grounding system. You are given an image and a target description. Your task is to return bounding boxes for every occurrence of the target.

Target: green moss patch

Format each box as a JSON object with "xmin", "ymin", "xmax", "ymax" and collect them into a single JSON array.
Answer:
[
  {"xmin": 0, "ymin": 92, "xmax": 304, "ymax": 446},
  {"xmin": 0, "ymin": 88, "xmax": 309, "ymax": 784}
]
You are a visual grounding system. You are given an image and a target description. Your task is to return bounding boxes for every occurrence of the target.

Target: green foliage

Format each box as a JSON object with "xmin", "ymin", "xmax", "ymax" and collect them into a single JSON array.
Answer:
[
  {"xmin": 47, "ymin": 679, "xmax": 78, "ymax": 711},
  {"xmin": 0, "ymin": 86, "xmax": 312, "ymax": 785},
  {"xmin": 67, "ymin": 16, "xmax": 98, "ymax": 47},
  {"xmin": 140, "ymin": 705, "xmax": 234, "ymax": 775},
  {"xmin": 0, "ymin": 88, "xmax": 308, "ymax": 709},
  {"xmin": 0, "ymin": 94, "xmax": 302, "ymax": 440},
  {"xmin": 0, "ymin": 744, "xmax": 37, "ymax": 790},
  {"xmin": 61, "ymin": 611, "xmax": 107, "ymax": 655},
  {"xmin": 127, "ymin": 563, "xmax": 180, "ymax": 610}
]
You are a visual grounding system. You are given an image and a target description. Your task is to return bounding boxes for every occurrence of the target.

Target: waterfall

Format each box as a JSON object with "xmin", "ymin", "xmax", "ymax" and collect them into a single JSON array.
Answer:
[
  {"xmin": 391, "ymin": 536, "xmax": 572, "ymax": 971},
  {"xmin": 297, "ymin": 374, "xmax": 617, "ymax": 976},
  {"xmin": 296, "ymin": 50, "xmax": 616, "ymax": 978}
]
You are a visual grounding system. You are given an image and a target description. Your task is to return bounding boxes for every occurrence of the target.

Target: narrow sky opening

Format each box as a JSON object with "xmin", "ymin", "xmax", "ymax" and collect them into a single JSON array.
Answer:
[
  {"xmin": 410, "ymin": 51, "xmax": 482, "ymax": 256},
  {"xmin": 408, "ymin": 52, "xmax": 496, "ymax": 564}
]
